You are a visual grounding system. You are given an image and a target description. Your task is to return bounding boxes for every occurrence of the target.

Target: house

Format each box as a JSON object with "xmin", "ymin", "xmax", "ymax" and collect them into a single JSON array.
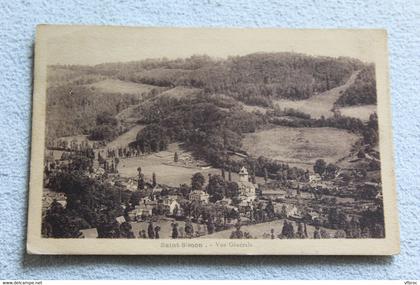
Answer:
[
  {"xmin": 152, "ymin": 185, "xmax": 163, "ymax": 196},
  {"xmin": 115, "ymin": 216, "xmax": 126, "ymax": 224},
  {"xmin": 133, "ymin": 204, "xmax": 154, "ymax": 217},
  {"xmin": 306, "ymin": 211, "xmax": 320, "ymax": 221},
  {"xmin": 309, "ymin": 173, "xmax": 321, "ymax": 185},
  {"xmin": 166, "ymin": 200, "xmax": 181, "ymax": 216},
  {"xmin": 189, "ymin": 190, "xmax": 209, "ymax": 203},
  {"xmin": 260, "ymin": 189, "xmax": 286, "ymax": 200},
  {"xmin": 285, "ymin": 205, "xmax": 303, "ymax": 220},
  {"xmin": 237, "ymin": 167, "xmax": 257, "ymax": 202}
]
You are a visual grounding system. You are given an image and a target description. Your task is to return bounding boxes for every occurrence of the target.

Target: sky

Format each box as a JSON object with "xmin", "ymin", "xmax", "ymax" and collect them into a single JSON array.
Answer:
[{"xmin": 41, "ymin": 25, "xmax": 385, "ymax": 65}]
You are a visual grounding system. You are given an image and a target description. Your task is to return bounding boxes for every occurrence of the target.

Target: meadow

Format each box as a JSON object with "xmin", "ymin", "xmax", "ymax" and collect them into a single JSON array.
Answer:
[
  {"xmin": 242, "ymin": 126, "xmax": 359, "ymax": 168},
  {"xmin": 88, "ymin": 79, "xmax": 161, "ymax": 96},
  {"xmin": 338, "ymin": 105, "xmax": 377, "ymax": 122}
]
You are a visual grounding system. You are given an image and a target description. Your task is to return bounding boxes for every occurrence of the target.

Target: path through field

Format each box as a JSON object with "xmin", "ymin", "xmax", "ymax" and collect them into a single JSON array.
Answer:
[
  {"xmin": 105, "ymin": 124, "xmax": 145, "ymax": 149},
  {"xmin": 274, "ymin": 70, "xmax": 360, "ymax": 119}
]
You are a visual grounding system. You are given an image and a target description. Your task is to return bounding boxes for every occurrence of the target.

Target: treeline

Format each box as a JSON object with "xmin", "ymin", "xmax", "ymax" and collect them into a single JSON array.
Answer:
[
  {"xmin": 335, "ymin": 65, "xmax": 377, "ymax": 106},
  {"xmin": 227, "ymin": 155, "xmax": 309, "ymax": 182}
]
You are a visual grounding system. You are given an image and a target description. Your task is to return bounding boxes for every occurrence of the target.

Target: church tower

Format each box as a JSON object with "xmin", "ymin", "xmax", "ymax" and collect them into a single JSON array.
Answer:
[{"xmin": 239, "ymin": 166, "xmax": 249, "ymax": 183}]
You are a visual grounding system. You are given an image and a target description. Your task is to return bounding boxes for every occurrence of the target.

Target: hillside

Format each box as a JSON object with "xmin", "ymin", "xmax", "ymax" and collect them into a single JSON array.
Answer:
[
  {"xmin": 273, "ymin": 70, "xmax": 360, "ymax": 119},
  {"xmin": 46, "ymin": 53, "xmax": 373, "ymax": 146},
  {"xmin": 335, "ymin": 65, "xmax": 376, "ymax": 106}
]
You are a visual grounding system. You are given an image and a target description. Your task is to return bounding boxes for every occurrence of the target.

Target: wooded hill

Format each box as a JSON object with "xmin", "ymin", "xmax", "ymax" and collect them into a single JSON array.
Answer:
[
  {"xmin": 335, "ymin": 65, "xmax": 377, "ymax": 106},
  {"xmin": 46, "ymin": 52, "xmax": 371, "ymax": 140}
]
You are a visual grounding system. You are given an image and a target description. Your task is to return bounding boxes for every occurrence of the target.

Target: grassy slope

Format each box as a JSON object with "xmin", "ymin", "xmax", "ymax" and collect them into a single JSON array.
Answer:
[
  {"xmin": 338, "ymin": 105, "xmax": 377, "ymax": 122},
  {"xmin": 88, "ymin": 79, "xmax": 162, "ymax": 97},
  {"xmin": 242, "ymin": 127, "xmax": 359, "ymax": 168},
  {"xmin": 273, "ymin": 70, "xmax": 360, "ymax": 119}
]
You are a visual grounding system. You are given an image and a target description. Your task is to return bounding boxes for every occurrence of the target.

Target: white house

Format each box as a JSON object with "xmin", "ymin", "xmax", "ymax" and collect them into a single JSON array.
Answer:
[
  {"xmin": 237, "ymin": 167, "xmax": 257, "ymax": 202},
  {"xmin": 168, "ymin": 200, "xmax": 181, "ymax": 216}
]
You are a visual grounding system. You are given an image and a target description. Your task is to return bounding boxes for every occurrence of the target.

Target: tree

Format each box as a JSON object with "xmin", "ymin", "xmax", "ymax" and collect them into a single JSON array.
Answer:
[
  {"xmin": 280, "ymin": 204, "xmax": 287, "ymax": 219},
  {"xmin": 179, "ymin": 184, "xmax": 191, "ymax": 198},
  {"xmin": 334, "ymin": 229, "xmax": 346, "ymax": 238},
  {"xmin": 174, "ymin": 152, "xmax": 179, "ymax": 162},
  {"xmin": 120, "ymin": 222, "xmax": 135, "ymax": 238},
  {"xmin": 152, "ymin": 172, "xmax": 157, "ymax": 187},
  {"xmin": 225, "ymin": 181, "xmax": 239, "ymax": 198},
  {"xmin": 191, "ymin": 172, "xmax": 205, "ymax": 190},
  {"xmin": 230, "ymin": 224, "xmax": 244, "ymax": 239},
  {"xmin": 296, "ymin": 222, "xmax": 305, "ymax": 238},
  {"xmin": 207, "ymin": 174, "xmax": 226, "ymax": 202},
  {"xmin": 130, "ymin": 191, "xmax": 143, "ymax": 206},
  {"xmin": 264, "ymin": 167, "xmax": 268, "ymax": 183},
  {"xmin": 207, "ymin": 218, "xmax": 215, "ymax": 235},
  {"xmin": 320, "ymin": 228, "xmax": 330, "ymax": 238},
  {"xmin": 43, "ymin": 200, "xmax": 82, "ymax": 238},
  {"xmin": 172, "ymin": 223, "xmax": 179, "ymax": 239},
  {"xmin": 281, "ymin": 220, "xmax": 294, "ymax": 239},
  {"xmin": 265, "ymin": 200, "xmax": 275, "ymax": 219},
  {"xmin": 313, "ymin": 159, "xmax": 327, "ymax": 176},
  {"xmin": 148, "ymin": 222, "xmax": 155, "ymax": 239},
  {"xmin": 325, "ymin": 163, "xmax": 338, "ymax": 179},
  {"xmin": 184, "ymin": 219, "xmax": 194, "ymax": 238}
]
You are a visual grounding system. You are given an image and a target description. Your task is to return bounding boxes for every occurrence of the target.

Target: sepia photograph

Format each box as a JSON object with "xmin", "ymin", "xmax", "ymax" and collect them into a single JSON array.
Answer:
[{"xmin": 27, "ymin": 26, "xmax": 399, "ymax": 255}]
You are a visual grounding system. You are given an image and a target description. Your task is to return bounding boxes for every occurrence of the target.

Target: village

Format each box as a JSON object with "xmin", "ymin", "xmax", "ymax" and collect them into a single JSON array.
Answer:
[{"xmin": 42, "ymin": 134, "xmax": 384, "ymax": 240}]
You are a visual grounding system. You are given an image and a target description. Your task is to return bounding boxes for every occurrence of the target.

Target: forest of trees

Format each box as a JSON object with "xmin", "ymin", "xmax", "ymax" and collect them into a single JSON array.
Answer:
[
  {"xmin": 46, "ymin": 83, "xmax": 139, "ymax": 140},
  {"xmin": 335, "ymin": 65, "xmax": 377, "ymax": 106},
  {"xmin": 131, "ymin": 94, "xmax": 262, "ymax": 167},
  {"xmin": 96, "ymin": 53, "xmax": 365, "ymax": 105}
]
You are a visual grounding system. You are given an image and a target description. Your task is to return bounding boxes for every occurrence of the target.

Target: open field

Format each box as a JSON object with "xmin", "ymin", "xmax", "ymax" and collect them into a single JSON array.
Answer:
[
  {"xmin": 88, "ymin": 79, "xmax": 162, "ymax": 96},
  {"xmin": 201, "ymin": 219, "xmax": 336, "ymax": 239},
  {"xmin": 242, "ymin": 126, "xmax": 359, "ymax": 167},
  {"xmin": 157, "ymin": 86, "xmax": 201, "ymax": 99},
  {"xmin": 338, "ymin": 104, "xmax": 377, "ymax": 121},
  {"xmin": 273, "ymin": 71, "xmax": 360, "ymax": 119},
  {"xmin": 239, "ymin": 102, "xmax": 268, "ymax": 114},
  {"xmin": 116, "ymin": 142, "xmax": 263, "ymax": 186},
  {"xmin": 117, "ymin": 143, "xmax": 220, "ymax": 186}
]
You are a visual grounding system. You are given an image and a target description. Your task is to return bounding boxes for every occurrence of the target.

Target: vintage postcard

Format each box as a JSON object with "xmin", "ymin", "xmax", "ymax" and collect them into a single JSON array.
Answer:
[{"xmin": 27, "ymin": 25, "xmax": 399, "ymax": 255}]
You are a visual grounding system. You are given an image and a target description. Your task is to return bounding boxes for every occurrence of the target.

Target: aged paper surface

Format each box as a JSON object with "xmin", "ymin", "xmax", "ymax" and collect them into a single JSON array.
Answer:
[{"xmin": 27, "ymin": 25, "xmax": 399, "ymax": 255}]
